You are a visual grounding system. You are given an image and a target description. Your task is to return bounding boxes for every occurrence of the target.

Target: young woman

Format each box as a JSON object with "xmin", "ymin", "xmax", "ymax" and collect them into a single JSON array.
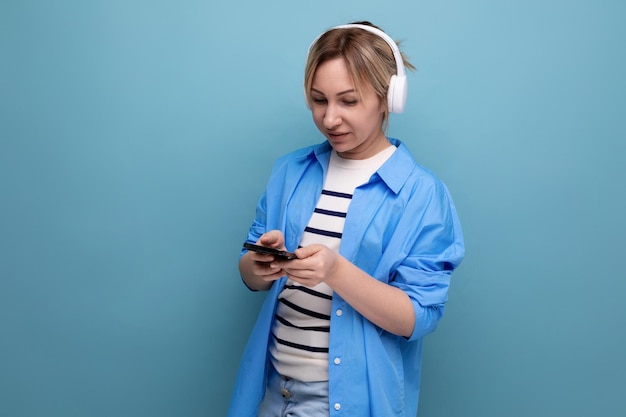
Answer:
[{"xmin": 228, "ymin": 21, "xmax": 465, "ymax": 417}]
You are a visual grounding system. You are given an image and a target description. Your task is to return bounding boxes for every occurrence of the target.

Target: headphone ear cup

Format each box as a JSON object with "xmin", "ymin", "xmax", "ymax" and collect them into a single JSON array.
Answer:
[{"xmin": 388, "ymin": 74, "xmax": 407, "ymax": 113}]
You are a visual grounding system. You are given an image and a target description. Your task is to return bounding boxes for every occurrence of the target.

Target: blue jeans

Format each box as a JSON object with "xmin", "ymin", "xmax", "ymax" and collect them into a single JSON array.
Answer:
[{"xmin": 258, "ymin": 365, "xmax": 330, "ymax": 417}]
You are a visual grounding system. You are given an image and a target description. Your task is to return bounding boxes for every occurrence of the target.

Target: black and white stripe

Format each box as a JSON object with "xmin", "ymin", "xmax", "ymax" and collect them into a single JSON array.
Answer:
[{"xmin": 270, "ymin": 146, "xmax": 396, "ymax": 382}]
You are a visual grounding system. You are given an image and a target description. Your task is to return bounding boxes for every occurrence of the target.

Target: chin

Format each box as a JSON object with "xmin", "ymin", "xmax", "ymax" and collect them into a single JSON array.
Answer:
[{"xmin": 327, "ymin": 140, "xmax": 352, "ymax": 152}]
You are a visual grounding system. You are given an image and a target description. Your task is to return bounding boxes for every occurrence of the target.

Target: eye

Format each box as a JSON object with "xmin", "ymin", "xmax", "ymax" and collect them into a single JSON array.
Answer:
[
  {"xmin": 343, "ymin": 99, "xmax": 358, "ymax": 106},
  {"xmin": 311, "ymin": 97, "xmax": 327, "ymax": 105}
]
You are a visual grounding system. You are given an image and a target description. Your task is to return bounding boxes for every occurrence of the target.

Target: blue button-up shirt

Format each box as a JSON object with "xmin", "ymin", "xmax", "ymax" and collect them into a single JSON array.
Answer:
[{"xmin": 228, "ymin": 138, "xmax": 464, "ymax": 417}]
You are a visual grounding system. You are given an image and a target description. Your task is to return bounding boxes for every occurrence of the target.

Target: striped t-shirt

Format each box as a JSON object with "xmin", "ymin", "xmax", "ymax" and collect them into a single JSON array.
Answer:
[{"xmin": 269, "ymin": 145, "xmax": 396, "ymax": 382}]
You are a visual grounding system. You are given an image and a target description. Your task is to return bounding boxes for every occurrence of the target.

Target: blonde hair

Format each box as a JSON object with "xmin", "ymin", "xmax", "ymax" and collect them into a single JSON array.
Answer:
[{"xmin": 304, "ymin": 21, "xmax": 414, "ymax": 128}]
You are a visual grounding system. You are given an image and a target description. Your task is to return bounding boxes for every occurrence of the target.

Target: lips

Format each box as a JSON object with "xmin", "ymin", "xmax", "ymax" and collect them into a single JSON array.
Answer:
[{"xmin": 328, "ymin": 132, "xmax": 349, "ymax": 140}]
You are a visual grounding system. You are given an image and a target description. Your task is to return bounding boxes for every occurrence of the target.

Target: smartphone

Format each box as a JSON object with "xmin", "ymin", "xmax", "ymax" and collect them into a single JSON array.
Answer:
[{"xmin": 243, "ymin": 242, "xmax": 297, "ymax": 260}]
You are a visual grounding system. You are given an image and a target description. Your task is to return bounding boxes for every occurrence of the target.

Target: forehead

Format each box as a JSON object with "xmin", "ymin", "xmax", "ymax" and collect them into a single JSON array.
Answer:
[
  {"xmin": 311, "ymin": 58, "xmax": 379, "ymax": 102},
  {"xmin": 312, "ymin": 58, "xmax": 355, "ymax": 91}
]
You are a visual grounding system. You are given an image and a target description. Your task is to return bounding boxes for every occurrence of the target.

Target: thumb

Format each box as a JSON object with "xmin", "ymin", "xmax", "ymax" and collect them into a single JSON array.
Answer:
[
  {"xmin": 295, "ymin": 244, "xmax": 323, "ymax": 259},
  {"xmin": 259, "ymin": 231, "xmax": 284, "ymax": 248}
]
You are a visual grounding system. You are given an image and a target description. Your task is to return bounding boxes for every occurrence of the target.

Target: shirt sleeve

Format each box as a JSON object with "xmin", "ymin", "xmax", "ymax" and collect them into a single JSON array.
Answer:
[
  {"xmin": 241, "ymin": 191, "xmax": 268, "ymax": 254},
  {"xmin": 390, "ymin": 180, "xmax": 465, "ymax": 342}
]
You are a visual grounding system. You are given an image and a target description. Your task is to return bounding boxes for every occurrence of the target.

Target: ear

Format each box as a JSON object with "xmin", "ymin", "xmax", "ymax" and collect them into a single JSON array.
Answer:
[{"xmin": 379, "ymin": 95, "xmax": 387, "ymax": 114}]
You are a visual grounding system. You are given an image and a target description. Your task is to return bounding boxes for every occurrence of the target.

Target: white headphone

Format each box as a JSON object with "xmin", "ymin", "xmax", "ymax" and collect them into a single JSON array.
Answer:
[{"xmin": 306, "ymin": 23, "xmax": 408, "ymax": 114}]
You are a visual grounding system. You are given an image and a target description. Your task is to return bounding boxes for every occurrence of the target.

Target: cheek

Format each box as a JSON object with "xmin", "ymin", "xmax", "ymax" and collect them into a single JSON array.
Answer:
[
  {"xmin": 311, "ymin": 108, "xmax": 324, "ymax": 127},
  {"xmin": 369, "ymin": 107, "xmax": 385, "ymax": 126}
]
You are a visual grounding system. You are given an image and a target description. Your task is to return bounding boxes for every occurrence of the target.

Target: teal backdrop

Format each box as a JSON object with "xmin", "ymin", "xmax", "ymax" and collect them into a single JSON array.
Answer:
[{"xmin": 1, "ymin": 1, "xmax": 624, "ymax": 416}]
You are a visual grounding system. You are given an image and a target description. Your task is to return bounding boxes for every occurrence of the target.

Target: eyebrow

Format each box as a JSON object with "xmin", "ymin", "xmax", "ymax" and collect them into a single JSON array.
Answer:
[{"xmin": 311, "ymin": 88, "xmax": 356, "ymax": 96}]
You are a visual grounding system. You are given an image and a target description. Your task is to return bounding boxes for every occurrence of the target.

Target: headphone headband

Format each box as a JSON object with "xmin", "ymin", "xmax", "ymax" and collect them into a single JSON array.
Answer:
[{"xmin": 306, "ymin": 23, "xmax": 408, "ymax": 113}]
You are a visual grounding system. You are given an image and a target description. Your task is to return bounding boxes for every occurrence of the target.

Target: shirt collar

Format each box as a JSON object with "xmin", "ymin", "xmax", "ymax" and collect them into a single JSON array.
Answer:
[
  {"xmin": 307, "ymin": 138, "xmax": 415, "ymax": 195},
  {"xmin": 377, "ymin": 138, "xmax": 416, "ymax": 195}
]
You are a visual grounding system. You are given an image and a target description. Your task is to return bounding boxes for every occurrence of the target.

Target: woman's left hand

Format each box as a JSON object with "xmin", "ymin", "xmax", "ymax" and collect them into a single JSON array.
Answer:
[
  {"xmin": 274, "ymin": 243, "xmax": 415, "ymax": 337},
  {"xmin": 271, "ymin": 244, "xmax": 341, "ymax": 287}
]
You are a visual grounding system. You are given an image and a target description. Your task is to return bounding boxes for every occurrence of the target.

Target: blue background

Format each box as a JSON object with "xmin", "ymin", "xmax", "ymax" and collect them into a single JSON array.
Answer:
[{"xmin": 1, "ymin": 1, "xmax": 624, "ymax": 416}]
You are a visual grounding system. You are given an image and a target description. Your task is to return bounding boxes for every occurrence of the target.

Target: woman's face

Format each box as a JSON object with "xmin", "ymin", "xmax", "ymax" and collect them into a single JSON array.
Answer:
[{"xmin": 310, "ymin": 58, "xmax": 388, "ymax": 160}]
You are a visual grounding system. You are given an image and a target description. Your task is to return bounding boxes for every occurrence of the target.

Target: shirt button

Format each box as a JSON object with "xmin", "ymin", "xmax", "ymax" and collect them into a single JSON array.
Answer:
[
  {"xmin": 333, "ymin": 357, "xmax": 341, "ymax": 365},
  {"xmin": 334, "ymin": 403, "xmax": 341, "ymax": 411},
  {"xmin": 335, "ymin": 309, "xmax": 343, "ymax": 316}
]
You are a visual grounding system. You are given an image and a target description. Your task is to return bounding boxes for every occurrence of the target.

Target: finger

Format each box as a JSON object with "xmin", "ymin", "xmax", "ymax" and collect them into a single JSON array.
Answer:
[
  {"xmin": 262, "ymin": 269, "xmax": 286, "ymax": 282},
  {"xmin": 250, "ymin": 253, "xmax": 275, "ymax": 263},
  {"xmin": 285, "ymin": 272, "xmax": 321, "ymax": 288},
  {"xmin": 250, "ymin": 258, "xmax": 274, "ymax": 272},
  {"xmin": 294, "ymin": 244, "xmax": 323, "ymax": 259},
  {"xmin": 259, "ymin": 231, "xmax": 284, "ymax": 248},
  {"xmin": 279, "ymin": 258, "xmax": 314, "ymax": 273}
]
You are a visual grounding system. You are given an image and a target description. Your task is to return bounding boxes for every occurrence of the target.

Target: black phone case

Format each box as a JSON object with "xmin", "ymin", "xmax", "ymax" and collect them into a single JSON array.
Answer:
[{"xmin": 242, "ymin": 242, "xmax": 297, "ymax": 260}]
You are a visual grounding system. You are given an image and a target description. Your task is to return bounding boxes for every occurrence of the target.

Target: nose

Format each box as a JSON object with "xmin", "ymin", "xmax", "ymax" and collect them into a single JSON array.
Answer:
[{"xmin": 323, "ymin": 103, "xmax": 341, "ymax": 130}]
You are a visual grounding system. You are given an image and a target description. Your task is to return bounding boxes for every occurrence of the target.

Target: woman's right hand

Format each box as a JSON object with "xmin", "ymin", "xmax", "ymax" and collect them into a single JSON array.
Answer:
[{"xmin": 240, "ymin": 230, "xmax": 290, "ymax": 290}]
